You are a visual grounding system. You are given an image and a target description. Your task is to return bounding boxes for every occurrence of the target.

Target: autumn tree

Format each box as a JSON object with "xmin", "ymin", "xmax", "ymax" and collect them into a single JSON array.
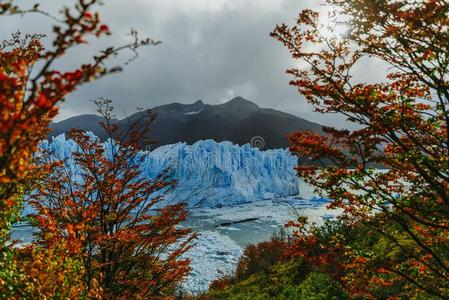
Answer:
[
  {"xmin": 0, "ymin": 0, "xmax": 156, "ymax": 296},
  {"xmin": 30, "ymin": 99, "xmax": 196, "ymax": 298},
  {"xmin": 272, "ymin": 0, "xmax": 449, "ymax": 298}
]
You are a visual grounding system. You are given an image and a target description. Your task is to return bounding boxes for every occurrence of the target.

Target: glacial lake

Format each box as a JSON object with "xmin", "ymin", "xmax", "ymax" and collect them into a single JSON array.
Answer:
[{"xmin": 11, "ymin": 197, "xmax": 334, "ymax": 294}]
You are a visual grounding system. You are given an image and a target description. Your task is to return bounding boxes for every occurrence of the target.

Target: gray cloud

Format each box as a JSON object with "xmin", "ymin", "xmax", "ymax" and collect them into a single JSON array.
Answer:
[{"xmin": 2, "ymin": 0, "xmax": 381, "ymax": 129}]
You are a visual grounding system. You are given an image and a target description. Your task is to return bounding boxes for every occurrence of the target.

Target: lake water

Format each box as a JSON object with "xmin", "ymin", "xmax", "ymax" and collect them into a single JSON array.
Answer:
[{"xmin": 11, "ymin": 197, "xmax": 335, "ymax": 293}]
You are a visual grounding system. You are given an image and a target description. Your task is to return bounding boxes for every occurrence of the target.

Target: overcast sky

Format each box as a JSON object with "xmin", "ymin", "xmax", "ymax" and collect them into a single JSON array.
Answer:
[{"xmin": 3, "ymin": 0, "xmax": 384, "ymax": 128}]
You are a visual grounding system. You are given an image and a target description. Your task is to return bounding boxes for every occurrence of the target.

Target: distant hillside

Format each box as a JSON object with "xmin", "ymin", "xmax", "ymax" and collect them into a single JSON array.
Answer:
[{"xmin": 50, "ymin": 97, "xmax": 323, "ymax": 150}]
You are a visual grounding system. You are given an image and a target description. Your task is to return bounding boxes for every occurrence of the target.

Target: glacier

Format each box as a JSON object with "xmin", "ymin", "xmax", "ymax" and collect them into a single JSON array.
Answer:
[{"xmin": 39, "ymin": 133, "xmax": 300, "ymax": 208}]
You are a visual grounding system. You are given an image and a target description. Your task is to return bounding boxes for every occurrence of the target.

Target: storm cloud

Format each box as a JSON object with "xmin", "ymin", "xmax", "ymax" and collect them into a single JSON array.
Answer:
[{"xmin": 2, "ymin": 0, "xmax": 383, "ymax": 128}]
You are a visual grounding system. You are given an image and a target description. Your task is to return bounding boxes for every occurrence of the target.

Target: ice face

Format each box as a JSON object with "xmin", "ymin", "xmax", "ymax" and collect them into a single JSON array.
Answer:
[
  {"xmin": 140, "ymin": 140, "xmax": 300, "ymax": 208},
  {"xmin": 40, "ymin": 134, "xmax": 300, "ymax": 208}
]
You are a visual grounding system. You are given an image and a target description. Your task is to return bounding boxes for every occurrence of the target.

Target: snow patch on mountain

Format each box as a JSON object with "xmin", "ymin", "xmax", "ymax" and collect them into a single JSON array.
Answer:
[{"xmin": 184, "ymin": 108, "xmax": 203, "ymax": 115}]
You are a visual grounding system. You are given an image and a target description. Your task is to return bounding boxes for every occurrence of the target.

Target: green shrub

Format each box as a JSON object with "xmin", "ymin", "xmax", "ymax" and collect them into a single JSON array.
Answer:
[{"xmin": 298, "ymin": 271, "xmax": 347, "ymax": 300}]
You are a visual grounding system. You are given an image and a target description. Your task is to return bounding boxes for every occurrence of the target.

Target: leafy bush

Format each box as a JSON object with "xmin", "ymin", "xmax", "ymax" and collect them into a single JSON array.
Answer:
[
  {"xmin": 297, "ymin": 271, "xmax": 347, "ymax": 300},
  {"xmin": 204, "ymin": 258, "xmax": 316, "ymax": 299},
  {"xmin": 235, "ymin": 232, "xmax": 288, "ymax": 281}
]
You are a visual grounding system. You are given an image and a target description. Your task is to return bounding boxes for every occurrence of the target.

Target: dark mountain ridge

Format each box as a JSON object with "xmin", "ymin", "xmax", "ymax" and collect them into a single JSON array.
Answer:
[{"xmin": 50, "ymin": 97, "xmax": 323, "ymax": 150}]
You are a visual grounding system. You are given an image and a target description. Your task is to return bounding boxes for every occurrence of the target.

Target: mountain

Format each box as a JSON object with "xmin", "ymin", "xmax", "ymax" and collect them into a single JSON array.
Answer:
[
  {"xmin": 50, "ymin": 114, "xmax": 108, "ymax": 137},
  {"xmin": 50, "ymin": 97, "xmax": 323, "ymax": 150}
]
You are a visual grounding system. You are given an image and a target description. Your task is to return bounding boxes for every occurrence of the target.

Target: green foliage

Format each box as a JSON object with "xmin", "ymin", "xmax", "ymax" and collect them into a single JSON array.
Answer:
[
  {"xmin": 205, "ymin": 258, "xmax": 303, "ymax": 299},
  {"xmin": 0, "ymin": 186, "xmax": 24, "ymax": 246},
  {"xmin": 297, "ymin": 272, "xmax": 347, "ymax": 300},
  {"xmin": 0, "ymin": 247, "xmax": 21, "ymax": 299},
  {"xmin": 203, "ymin": 258, "xmax": 348, "ymax": 300},
  {"xmin": 0, "ymin": 191, "xmax": 25, "ymax": 299}
]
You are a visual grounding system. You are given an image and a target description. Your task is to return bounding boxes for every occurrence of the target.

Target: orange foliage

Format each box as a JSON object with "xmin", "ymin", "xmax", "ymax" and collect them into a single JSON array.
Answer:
[
  {"xmin": 0, "ymin": 0, "xmax": 156, "ymax": 297},
  {"xmin": 208, "ymin": 233, "xmax": 288, "ymax": 292},
  {"xmin": 235, "ymin": 234, "xmax": 288, "ymax": 281},
  {"xmin": 13, "ymin": 242, "xmax": 102, "ymax": 299},
  {"xmin": 30, "ymin": 99, "xmax": 196, "ymax": 298},
  {"xmin": 272, "ymin": 0, "xmax": 449, "ymax": 297}
]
